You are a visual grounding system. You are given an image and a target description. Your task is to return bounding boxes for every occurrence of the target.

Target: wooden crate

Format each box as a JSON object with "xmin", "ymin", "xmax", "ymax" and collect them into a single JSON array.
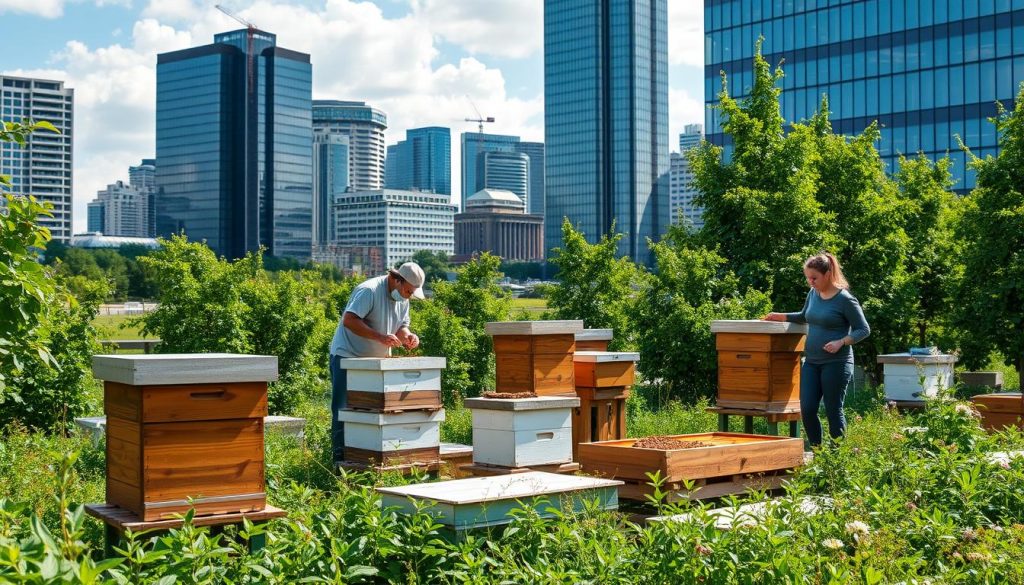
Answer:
[
  {"xmin": 575, "ymin": 329, "xmax": 613, "ymax": 352},
  {"xmin": 877, "ymin": 353, "xmax": 956, "ymax": 401},
  {"xmin": 338, "ymin": 356, "xmax": 445, "ymax": 412},
  {"xmin": 93, "ymin": 353, "xmax": 277, "ymax": 521},
  {"xmin": 710, "ymin": 321, "xmax": 807, "ymax": 410},
  {"xmin": 487, "ymin": 320, "xmax": 583, "ymax": 396},
  {"xmin": 573, "ymin": 351, "xmax": 639, "ymax": 388},
  {"xmin": 972, "ymin": 392, "xmax": 1024, "ymax": 431},
  {"xmin": 578, "ymin": 432, "xmax": 805, "ymax": 487},
  {"xmin": 466, "ymin": 395, "xmax": 578, "ymax": 468},
  {"xmin": 572, "ymin": 386, "xmax": 629, "ymax": 459}
]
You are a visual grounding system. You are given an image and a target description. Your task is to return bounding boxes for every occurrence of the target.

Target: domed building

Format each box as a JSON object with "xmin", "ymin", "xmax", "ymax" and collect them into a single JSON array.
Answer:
[{"xmin": 454, "ymin": 189, "xmax": 544, "ymax": 262}]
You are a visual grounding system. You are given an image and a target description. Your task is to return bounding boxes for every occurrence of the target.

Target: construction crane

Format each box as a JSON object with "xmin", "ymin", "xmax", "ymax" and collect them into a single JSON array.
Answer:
[
  {"xmin": 216, "ymin": 4, "xmax": 259, "ymax": 94},
  {"xmin": 464, "ymin": 95, "xmax": 495, "ymax": 133}
]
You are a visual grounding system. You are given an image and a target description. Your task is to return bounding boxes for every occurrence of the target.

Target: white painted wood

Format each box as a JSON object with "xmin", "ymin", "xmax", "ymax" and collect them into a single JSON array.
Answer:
[
  {"xmin": 440, "ymin": 443, "xmax": 473, "ymax": 458},
  {"xmin": 472, "ymin": 427, "xmax": 573, "ymax": 467},
  {"xmin": 464, "ymin": 396, "xmax": 580, "ymax": 411},
  {"xmin": 337, "ymin": 409, "xmax": 445, "ymax": 425},
  {"xmin": 339, "ymin": 408, "xmax": 444, "ymax": 451},
  {"xmin": 876, "ymin": 352, "xmax": 957, "ymax": 365},
  {"xmin": 709, "ymin": 320, "xmax": 808, "ymax": 334},
  {"xmin": 377, "ymin": 471, "xmax": 621, "ymax": 505},
  {"xmin": 91, "ymin": 353, "xmax": 278, "ymax": 385},
  {"xmin": 471, "ymin": 408, "xmax": 572, "ymax": 432},
  {"xmin": 484, "ymin": 320, "xmax": 584, "ymax": 336},
  {"xmin": 573, "ymin": 351, "xmax": 640, "ymax": 363},
  {"xmin": 883, "ymin": 362, "xmax": 955, "ymax": 401},
  {"xmin": 346, "ymin": 368, "xmax": 443, "ymax": 393},
  {"xmin": 335, "ymin": 356, "xmax": 446, "ymax": 371},
  {"xmin": 576, "ymin": 329, "xmax": 614, "ymax": 341}
]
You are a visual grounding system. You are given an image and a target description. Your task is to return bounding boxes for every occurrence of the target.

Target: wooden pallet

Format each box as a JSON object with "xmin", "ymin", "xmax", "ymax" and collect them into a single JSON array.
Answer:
[
  {"xmin": 462, "ymin": 461, "xmax": 581, "ymax": 477},
  {"xmin": 617, "ymin": 469, "xmax": 793, "ymax": 502}
]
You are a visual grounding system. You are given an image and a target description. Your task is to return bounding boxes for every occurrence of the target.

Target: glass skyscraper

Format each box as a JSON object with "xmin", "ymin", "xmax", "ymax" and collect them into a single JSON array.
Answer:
[
  {"xmin": 313, "ymin": 133, "xmax": 349, "ymax": 246},
  {"xmin": 313, "ymin": 100, "xmax": 387, "ymax": 191},
  {"xmin": 460, "ymin": 132, "xmax": 520, "ymax": 210},
  {"xmin": 514, "ymin": 141, "xmax": 546, "ymax": 216},
  {"xmin": 385, "ymin": 126, "xmax": 451, "ymax": 195},
  {"xmin": 479, "ymin": 150, "xmax": 530, "ymax": 205},
  {"xmin": 544, "ymin": 0, "xmax": 670, "ymax": 264},
  {"xmin": 155, "ymin": 29, "xmax": 313, "ymax": 259},
  {"xmin": 705, "ymin": 0, "xmax": 1024, "ymax": 192}
]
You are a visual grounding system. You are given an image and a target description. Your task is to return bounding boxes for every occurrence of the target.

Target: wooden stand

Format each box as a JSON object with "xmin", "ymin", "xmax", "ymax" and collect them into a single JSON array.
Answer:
[
  {"xmin": 617, "ymin": 469, "xmax": 793, "ymax": 502},
  {"xmin": 709, "ymin": 321, "xmax": 807, "ymax": 410},
  {"xmin": 707, "ymin": 406, "xmax": 801, "ymax": 438},
  {"xmin": 336, "ymin": 459, "xmax": 441, "ymax": 475},
  {"xmin": 463, "ymin": 461, "xmax": 581, "ymax": 477},
  {"xmin": 573, "ymin": 387, "xmax": 629, "ymax": 459},
  {"xmin": 86, "ymin": 503, "xmax": 286, "ymax": 557}
]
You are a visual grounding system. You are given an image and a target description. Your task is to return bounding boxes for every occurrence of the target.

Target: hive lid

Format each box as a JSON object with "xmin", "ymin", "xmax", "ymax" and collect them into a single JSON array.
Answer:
[
  {"xmin": 876, "ymin": 352, "xmax": 957, "ymax": 365},
  {"xmin": 91, "ymin": 353, "xmax": 278, "ymax": 385},
  {"xmin": 575, "ymin": 329, "xmax": 614, "ymax": 341},
  {"xmin": 573, "ymin": 351, "xmax": 640, "ymax": 363},
  {"xmin": 464, "ymin": 395, "xmax": 580, "ymax": 411},
  {"xmin": 709, "ymin": 320, "xmax": 808, "ymax": 334},
  {"xmin": 377, "ymin": 471, "xmax": 621, "ymax": 505},
  {"xmin": 337, "ymin": 408, "xmax": 445, "ymax": 424},
  {"xmin": 335, "ymin": 356, "xmax": 446, "ymax": 370},
  {"xmin": 484, "ymin": 320, "xmax": 584, "ymax": 336}
]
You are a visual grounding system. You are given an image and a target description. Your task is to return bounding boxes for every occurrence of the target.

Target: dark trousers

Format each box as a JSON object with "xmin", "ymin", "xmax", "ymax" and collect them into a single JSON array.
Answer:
[
  {"xmin": 800, "ymin": 360, "xmax": 854, "ymax": 447},
  {"xmin": 329, "ymin": 354, "xmax": 347, "ymax": 462}
]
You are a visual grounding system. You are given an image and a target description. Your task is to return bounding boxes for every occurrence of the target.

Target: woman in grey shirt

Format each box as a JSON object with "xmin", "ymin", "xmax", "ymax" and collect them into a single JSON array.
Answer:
[{"xmin": 764, "ymin": 252, "xmax": 870, "ymax": 446}]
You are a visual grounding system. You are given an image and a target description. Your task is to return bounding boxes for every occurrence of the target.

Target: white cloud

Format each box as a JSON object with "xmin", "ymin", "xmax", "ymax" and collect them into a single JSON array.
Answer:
[
  {"xmin": 0, "ymin": 0, "xmax": 65, "ymax": 18},
  {"xmin": 668, "ymin": 0, "xmax": 703, "ymax": 67},
  {"xmin": 411, "ymin": 0, "xmax": 543, "ymax": 59},
  {"xmin": 668, "ymin": 87, "xmax": 705, "ymax": 150},
  {"xmin": 141, "ymin": 0, "xmax": 199, "ymax": 23}
]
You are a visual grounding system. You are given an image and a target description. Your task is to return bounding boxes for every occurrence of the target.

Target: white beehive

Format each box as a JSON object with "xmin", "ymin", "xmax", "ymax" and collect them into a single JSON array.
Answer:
[
  {"xmin": 465, "ymin": 396, "xmax": 579, "ymax": 468},
  {"xmin": 877, "ymin": 353, "xmax": 957, "ymax": 401},
  {"xmin": 337, "ymin": 356, "xmax": 445, "ymax": 411},
  {"xmin": 337, "ymin": 408, "xmax": 445, "ymax": 453}
]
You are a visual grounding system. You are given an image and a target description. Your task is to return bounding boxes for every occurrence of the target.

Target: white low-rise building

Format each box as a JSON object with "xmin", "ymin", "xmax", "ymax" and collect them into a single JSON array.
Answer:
[{"xmin": 332, "ymin": 189, "xmax": 455, "ymax": 267}]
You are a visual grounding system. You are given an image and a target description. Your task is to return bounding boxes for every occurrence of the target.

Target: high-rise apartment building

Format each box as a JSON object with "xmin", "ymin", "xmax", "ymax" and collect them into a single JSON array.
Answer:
[
  {"xmin": 155, "ymin": 29, "xmax": 313, "ymax": 260},
  {"xmin": 679, "ymin": 123, "xmax": 704, "ymax": 154},
  {"xmin": 704, "ymin": 0, "xmax": 1024, "ymax": 191},
  {"xmin": 313, "ymin": 100, "xmax": 387, "ymax": 191},
  {"xmin": 670, "ymin": 124, "xmax": 704, "ymax": 228},
  {"xmin": 460, "ymin": 132, "xmax": 520, "ymax": 209},
  {"xmin": 313, "ymin": 133, "xmax": 349, "ymax": 246},
  {"xmin": 87, "ymin": 180, "xmax": 151, "ymax": 238},
  {"xmin": 514, "ymin": 141, "xmax": 545, "ymax": 216},
  {"xmin": 544, "ymin": 0, "xmax": 670, "ymax": 264},
  {"xmin": 479, "ymin": 150, "xmax": 530, "ymax": 206},
  {"xmin": 385, "ymin": 126, "xmax": 451, "ymax": 195},
  {"xmin": 128, "ymin": 158, "xmax": 157, "ymax": 236},
  {"xmin": 0, "ymin": 75, "xmax": 74, "ymax": 241}
]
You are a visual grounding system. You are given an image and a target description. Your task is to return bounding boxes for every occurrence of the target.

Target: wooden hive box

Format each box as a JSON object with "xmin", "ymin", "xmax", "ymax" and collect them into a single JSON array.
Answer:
[
  {"xmin": 338, "ymin": 356, "xmax": 445, "ymax": 412},
  {"xmin": 710, "ymin": 321, "xmax": 807, "ymax": 410},
  {"xmin": 877, "ymin": 353, "xmax": 957, "ymax": 402},
  {"xmin": 486, "ymin": 320, "xmax": 584, "ymax": 396},
  {"xmin": 377, "ymin": 472, "xmax": 621, "ymax": 538},
  {"xmin": 465, "ymin": 396, "xmax": 578, "ymax": 468},
  {"xmin": 573, "ymin": 351, "xmax": 638, "ymax": 388},
  {"xmin": 578, "ymin": 432, "xmax": 805, "ymax": 486},
  {"xmin": 337, "ymin": 408, "xmax": 444, "ymax": 466},
  {"xmin": 575, "ymin": 329, "xmax": 614, "ymax": 352},
  {"xmin": 971, "ymin": 392, "xmax": 1024, "ymax": 431},
  {"xmin": 92, "ymin": 353, "xmax": 277, "ymax": 521},
  {"xmin": 571, "ymin": 351, "xmax": 639, "ymax": 458}
]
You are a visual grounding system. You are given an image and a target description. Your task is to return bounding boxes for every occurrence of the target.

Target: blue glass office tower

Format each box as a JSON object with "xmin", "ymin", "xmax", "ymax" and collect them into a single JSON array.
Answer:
[
  {"xmin": 155, "ymin": 29, "xmax": 313, "ymax": 259},
  {"xmin": 313, "ymin": 133, "xmax": 349, "ymax": 246},
  {"xmin": 479, "ymin": 150, "xmax": 530, "ymax": 204},
  {"xmin": 515, "ymin": 141, "xmax": 546, "ymax": 216},
  {"xmin": 544, "ymin": 0, "xmax": 670, "ymax": 264},
  {"xmin": 705, "ymin": 0, "xmax": 1024, "ymax": 192},
  {"xmin": 385, "ymin": 126, "xmax": 451, "ymax": 195},
  {"xmin": 461, "ymin": 132, "xmax": 520, "ymax": 210}
]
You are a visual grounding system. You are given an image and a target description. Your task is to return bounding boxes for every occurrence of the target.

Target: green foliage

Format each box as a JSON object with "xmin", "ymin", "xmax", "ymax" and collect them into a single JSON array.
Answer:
[
  {"xmin": 44, "ymin": 244, "xmax": 160, "ymax": 301},
  {"xmin": 500, "ymin": 260, "xmax": 545, "ymax": 281},
  {"xmin": 951, "ymin": 91, "xmax": 1024, "ymax": 377},
  {"xmin": 409, "ymin": 249, "xmax": 450, "ymax": 284},
  {"xmin": 548, "ymin": 219, "xmax": 648, "ymax": 350}
]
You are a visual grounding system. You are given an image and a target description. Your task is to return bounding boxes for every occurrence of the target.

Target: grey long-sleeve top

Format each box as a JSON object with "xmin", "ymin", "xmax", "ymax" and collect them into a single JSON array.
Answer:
[{"xmin": 784, "ymin": 288, "xmax": 871, "ymax": 364}]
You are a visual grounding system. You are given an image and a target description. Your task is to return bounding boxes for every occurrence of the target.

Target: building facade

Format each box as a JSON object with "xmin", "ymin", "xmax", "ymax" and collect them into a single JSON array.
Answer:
[
  {"xmin": 311, "ymin": 243, "xmax": 385, "ymax": 276},
  {"xmin": 479, "ymin": 151, "xmax": 530, "ymax": 205},
  {"xmin": 332, "ymin": 189, "xmax": 455, "ymax": 267},
  {"xmin": 385, "ymin": 126, "xmax": 451, "ymax": 195},
  {"xmin": 313, "ymin": 133, "xmax": 350, "ymax": 246},
  {"xmin": 155, "ymin": 29, "xmax": 313, "ymax": 260},
  {"xmin": 704, "ymin": 0, "xmax": 1024, "ymax": 191},
  {"xmin": 670, "ymin": 124, "xmax": 705, "ymax": 228},
  {"xmin": 460, "ymin": 132, "xmax": 520, "ymax": 209},
  {"xmin": 86, "ymin": 180, "xmax": 152, "ymax": 238},
  {"xmin": 455, "ymin": 188, "xmax": 544, "ymax": 262},
  {"xmin": 128, "ymin": 158, "xmax": 157, "ymax": 236},
  {"xmin": 514, "ymin": 141, "xmax": 546, "ymax": 216},
  {"xmin": 0, "ymin": 75, "xmax": 74, "ymax": 241},
  {"xmin": 544, "ymin": 0, "xmax": 670, "ymax": 264},
  {"xmin": 313, "ymin": 100, "xmax": 387, "ymax": 191}
]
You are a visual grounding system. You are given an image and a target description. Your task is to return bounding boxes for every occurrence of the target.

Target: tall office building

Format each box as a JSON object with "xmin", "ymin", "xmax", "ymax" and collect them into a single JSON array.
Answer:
[
  {"xmin": 128, "ymin": 158, "xmax": 157, "ymax": 236},
  {"xmin": 479, "ymin": 150, "xmax": 530, "ymax": 206},
  {"xmin": 460, "ymin": 132, "xmax": 520, "ymax": 209},
  {"xmin": 704, "ymin": 1, "xmax": 1024, "ymax": 191},
  {"xmin": 544, "ymin": 0, "xmax": 670, "ymax": 264},
  {"xmin": 385, "ymin": 126, "xmax": 451, "ymax": 195},
  {"xmin": 0, "ymin": 75, "xmax": 74, "ymax": 241},
  {"xmin": 679, "ymin": 123, "xmax": 704, "ymax": 153},
  {"xmin": 86, "ymin": 180, "xmax": 151, "ymax": 238},
  {"xmin": 313, "ymin": 100, "xmax": 387, "ymax": 191},
  {"xmin": 156, "ymin": 29, "xmax": 313, "ymax": 260},
  {"xmin": 313, "ymin": 133, "xmax": 350, "ymax": 246},
  {"xmin": 513, "ymin": 141, "xmax": 545, "ymax": 216},
  {"xmin": 670, "ymin": 124, "xmax": 704, "ymax": 228}
]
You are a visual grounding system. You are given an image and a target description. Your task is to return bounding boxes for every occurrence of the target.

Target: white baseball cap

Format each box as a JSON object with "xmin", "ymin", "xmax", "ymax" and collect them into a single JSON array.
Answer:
[{"xmin": 393, "ymin": 262, "xmax": 426, "ymax": 300}]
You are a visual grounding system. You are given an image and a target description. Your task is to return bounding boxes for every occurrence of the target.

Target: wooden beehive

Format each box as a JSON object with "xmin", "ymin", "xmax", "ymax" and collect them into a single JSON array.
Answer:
[
  {"xmin": 92, "ymin": 354, "xmax": 278, "ymax": 521},
  {"xmin": 486, "ymin": 320, "xmax": 584, "ymax": 396},
  {"xmin": 971, "ymin": 392, "xmax": 1024, "ymax": 431},
  {"xmin": 336, "ymin": 408, "xmax": 444, "ymax": 466},
  {"xmin": 465, "ymin": 395, "xmax": 578, "ymax": 468},
  {"xmin": 571, "ymin": 351, "xmax": 639, "ymax": 458},
  {"xmin": 575, "ymin": 329, "xmax": 614, "ymax": 352},
  {"xmin": 338, "ymin": 356, "xmax": 445, "ymax": 412},
  {"xmin": 877, "ymin": 353, "xmax": 956, "ymax": 402},
  {"xmin": 710, "ymin": 321, "xmax": 807, "ymax": 410}
]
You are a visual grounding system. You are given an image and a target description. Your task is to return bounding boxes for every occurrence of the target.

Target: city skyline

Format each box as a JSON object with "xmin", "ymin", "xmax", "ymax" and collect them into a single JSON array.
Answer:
[{"xmin": 0, "ymin": 0, "xmax": 705, "ymax": 234}]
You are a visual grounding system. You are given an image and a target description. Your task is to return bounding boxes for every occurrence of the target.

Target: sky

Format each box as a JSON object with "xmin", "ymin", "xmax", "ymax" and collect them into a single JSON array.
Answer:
[{"xmin": 0, "ymin": 0, "xmax": 706, "ymax": 233}]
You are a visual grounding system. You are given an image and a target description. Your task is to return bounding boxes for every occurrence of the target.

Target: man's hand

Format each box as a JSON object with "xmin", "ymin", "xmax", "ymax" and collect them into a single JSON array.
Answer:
[
  {"xmin": 379, "ymin": 333, "xmax": 402, "ymax": 348},
  {"xmin": 403, "ymin": 332, "xmax": 420, "ymax": 350},
  {"xmin": 763, "ymin": 312, "xmax": 786, "ymax": 322}
]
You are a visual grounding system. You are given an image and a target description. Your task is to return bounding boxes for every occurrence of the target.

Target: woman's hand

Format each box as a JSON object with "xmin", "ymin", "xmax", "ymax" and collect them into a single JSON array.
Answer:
[
  {"xmin": 763, "ymin": 313, "xmax": 786, "ymax": 322},
  {"xmin": 823, "ymin": 339, "xmax": 845, "ymax": 353}
]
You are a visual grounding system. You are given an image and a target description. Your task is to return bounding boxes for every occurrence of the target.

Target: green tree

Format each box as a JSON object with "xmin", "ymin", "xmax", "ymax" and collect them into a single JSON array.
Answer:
[
  {"xmin": 952, "ymin": 94, "xmax": 1024, "ymax": 377},
  {"xmin": 409, "ymin": 249, "xmax": 450, "ymax": 284},
  {"xmin": 547, "ymin": 219, "xmax": 648, "ymax": 350}
]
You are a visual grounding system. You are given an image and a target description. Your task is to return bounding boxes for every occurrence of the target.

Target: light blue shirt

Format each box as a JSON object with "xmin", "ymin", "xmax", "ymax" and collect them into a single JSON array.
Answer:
[{"xmin": 329, "ymin": 275, "xmax": 410, "ymax": 358}]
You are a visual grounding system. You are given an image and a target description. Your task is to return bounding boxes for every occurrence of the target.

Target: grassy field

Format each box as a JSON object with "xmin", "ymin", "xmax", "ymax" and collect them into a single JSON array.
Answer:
[
  {"xmin": 91, "ymin": 314, "xmax": 149, "ymax": 340},
  {"xmin": 510, "ymin": 297, "xmax": 548, "ymax": 317}
]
